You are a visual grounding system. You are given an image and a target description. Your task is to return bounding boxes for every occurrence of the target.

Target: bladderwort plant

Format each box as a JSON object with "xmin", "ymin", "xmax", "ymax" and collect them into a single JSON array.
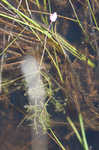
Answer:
[{"xmin": 0, "ymin": 0, "xmax": 98, "ymax": 150}]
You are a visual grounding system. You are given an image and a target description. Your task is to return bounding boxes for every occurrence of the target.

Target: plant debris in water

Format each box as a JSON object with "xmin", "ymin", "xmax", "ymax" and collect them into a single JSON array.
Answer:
[{"xmin": 0, "ymin": 0, "xmax": 99, "ymax": 150}]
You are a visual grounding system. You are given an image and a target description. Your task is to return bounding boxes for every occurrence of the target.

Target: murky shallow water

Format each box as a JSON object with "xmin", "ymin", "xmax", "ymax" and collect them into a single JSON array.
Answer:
[{"xmin": 0, "ymin": 0, "xmax": 99, "ymax": 150}]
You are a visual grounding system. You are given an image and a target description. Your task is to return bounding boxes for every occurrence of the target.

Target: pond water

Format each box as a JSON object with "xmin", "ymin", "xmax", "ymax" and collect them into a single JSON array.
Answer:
[{"xmin": 0, "ymin": 0, "xmax": 99, "ymax": 150}]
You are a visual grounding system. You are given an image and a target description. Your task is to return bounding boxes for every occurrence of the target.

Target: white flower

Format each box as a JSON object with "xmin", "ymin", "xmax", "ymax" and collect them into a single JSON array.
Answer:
[{"xmin": 50, "ymin": 12, "xmax": 57, "ymax": 22}]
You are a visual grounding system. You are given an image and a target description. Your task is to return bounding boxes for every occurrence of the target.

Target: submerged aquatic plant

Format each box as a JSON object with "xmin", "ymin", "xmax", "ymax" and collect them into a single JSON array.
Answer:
[
  {"xmin": 21, "ymin": 56, "xmax": 48, "ymax": 149},
  {"xmin": 0, "ymin": 0, "xmax": 99, "ymax": 150},
  {"xmin": 0, "ymin": 0, "xmax": 95, "ymax": 68}
]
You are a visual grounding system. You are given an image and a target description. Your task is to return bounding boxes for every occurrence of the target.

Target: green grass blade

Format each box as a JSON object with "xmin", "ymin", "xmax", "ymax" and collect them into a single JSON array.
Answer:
[
  {"xmin": 79, "ymin": 113, "xmax": 89, "ymax": 150},
  {"xmin": 86, "ymin": 0, "xmax": 99, "ymax": 30},
  {"xmin": 69, "ymin": 0, "xmax": 85, "ymax": 33},
  {"xmin": 35, "ymin": 0, "xmax": 40, "ymax": 8},
  {"xmin": 67, "ymin": 117, "xmax": 83, "ymax": 144},
  {"xmin": 49, "ymin": 128, "xmax": 66, "ymax": 150}
]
